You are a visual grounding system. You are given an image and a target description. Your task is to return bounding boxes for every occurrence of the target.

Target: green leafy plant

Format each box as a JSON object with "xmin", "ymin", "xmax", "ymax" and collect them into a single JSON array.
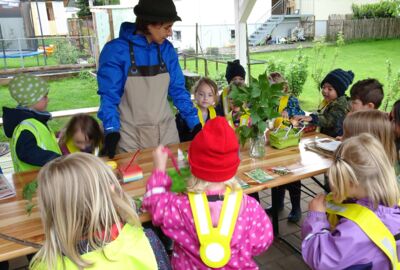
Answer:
[
  {"xmin": 229, "ymin": 74, "xmax": 283, "ymax": 146},
  {"xmin": 53, "ymin": 39, "xmax": 80, "ymax": 65},
  {"xmin": 352, "ymin": 0, "xmax": 400, "ymax": 19},
  {"xmin": 22, "ymin": 180, "xmax": 38, "ymax": 214},
  {"xmin": 311, "ymin": 32, "xmax": 345, "ymax": 92},
  {"xmin": 285, "ymin": 47, "xmax": 309, "ymax": 97},
  {"xmin": 383, "ymin": 59, "xmax": 400, "ymax": 111}
]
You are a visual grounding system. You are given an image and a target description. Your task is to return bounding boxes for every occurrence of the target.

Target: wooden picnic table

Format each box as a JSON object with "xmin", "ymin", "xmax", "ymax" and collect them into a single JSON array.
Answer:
[{"xmin": 0, "ymin": 132, "xmax": 332, "ymax": 262}]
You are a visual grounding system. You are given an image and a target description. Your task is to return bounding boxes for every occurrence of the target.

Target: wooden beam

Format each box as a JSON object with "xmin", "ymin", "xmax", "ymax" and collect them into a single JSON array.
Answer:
[{"xmin": 0, "ymin": 64, "xmax": 95, "ymax": 76}]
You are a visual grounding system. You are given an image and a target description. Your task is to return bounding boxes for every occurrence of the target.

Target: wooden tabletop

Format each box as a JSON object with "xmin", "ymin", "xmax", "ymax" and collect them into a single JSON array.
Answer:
[{"xmin": 0, "ymin": 133, "xmax": 332, "ymax": 262}]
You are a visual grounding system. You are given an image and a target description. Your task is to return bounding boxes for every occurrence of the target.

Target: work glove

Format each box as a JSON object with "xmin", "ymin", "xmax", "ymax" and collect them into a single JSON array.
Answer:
[{"xmin": 100, "ymin": 132, "xmax": 120, "ymax": 159}]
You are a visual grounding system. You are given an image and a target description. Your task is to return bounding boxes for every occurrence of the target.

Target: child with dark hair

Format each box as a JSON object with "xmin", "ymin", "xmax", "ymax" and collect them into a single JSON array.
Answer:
[
  {"xmin": 2, "ymin": 73, "xmax": 61, "ymax": 172},
  {"xmin": 350, "ymin": 78, "xmax": 384, "ymax": 112},
  {"xmin": 294, "ymin": 69, "xmax": 354, "ymax": 137},
  {"xmin": 216, "ymin": 60, "xmax": 246, "ymax": 116},
  {"xmin": 58, "ymin": 114, "xmax": 103, "ymax": 155}
]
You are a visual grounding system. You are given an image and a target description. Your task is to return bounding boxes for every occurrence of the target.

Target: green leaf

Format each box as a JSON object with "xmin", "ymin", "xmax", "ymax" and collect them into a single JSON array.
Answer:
[
  {"xmin": 257, "ymin": 121, "xmax": 267, "ymax": 135},
  {"xmin": 23, "ymin": 180, "xmax": 38, "ymax": 214}
]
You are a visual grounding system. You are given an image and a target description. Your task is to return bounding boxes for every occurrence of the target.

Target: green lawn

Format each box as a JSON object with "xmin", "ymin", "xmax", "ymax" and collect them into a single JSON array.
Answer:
[
  {"xmin": 1, "ymin": 39, "xmax": 400, "ymax": 142},
  {"xmin": 181, "ymin": 39, "xmax": 400, "ymax": 111},
  {"xmin": 0, "ymin": 55, "xmax": 58, "ymax": 69},
  {"xmin": 0, "ymin": 76, "xmax": 99, "ymax": 141}
]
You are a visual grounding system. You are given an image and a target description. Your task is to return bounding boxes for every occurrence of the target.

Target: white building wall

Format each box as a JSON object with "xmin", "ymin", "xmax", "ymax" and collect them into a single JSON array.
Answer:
[
  {"xmin": 298, "ymin": 0, "xmax": 381, "ymax": 20},
  {"xmin": 53, "ymin": 1, "xmax": 68, "ymax": 34},
  {"xmin": 31, "ymin": 2, "xmax": 50, "ymax": 36},
  {"xmin": 172, "ymin": 0, "xmax": 271, "ymax": 50}
]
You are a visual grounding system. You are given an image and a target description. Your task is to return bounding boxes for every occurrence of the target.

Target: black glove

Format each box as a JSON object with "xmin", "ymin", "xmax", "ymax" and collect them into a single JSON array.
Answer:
[
  {"xmin": 100, "ymin": 132, "xmax": 120, "ymax": 159},
  {"xmin": 191, "ymin": 123, "xmax": 202, "ymax": 139}
]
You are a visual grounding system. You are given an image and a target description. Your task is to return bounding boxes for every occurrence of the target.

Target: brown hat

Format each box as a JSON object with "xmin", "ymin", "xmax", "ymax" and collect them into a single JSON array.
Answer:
[{"xmin": 134, "ymin": 0, "xmax": 181, "ymax": 22}]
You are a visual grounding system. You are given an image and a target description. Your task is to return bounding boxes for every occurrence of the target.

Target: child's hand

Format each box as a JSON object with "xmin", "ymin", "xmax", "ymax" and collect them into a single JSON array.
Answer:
[
  {"xmin": 153, "ymin": 145, "xmax": 168, "ymax": 172},
  {"xmin": 293, "ymin": 115, "xmax": 312, "ymax": 122},
  {"xmin": 308, "ymin": 194, "xmax": 326, "ymax": 213},
  {"xmin": 281, "ymin": 110, "xmax": 289, "ymax": 119}
]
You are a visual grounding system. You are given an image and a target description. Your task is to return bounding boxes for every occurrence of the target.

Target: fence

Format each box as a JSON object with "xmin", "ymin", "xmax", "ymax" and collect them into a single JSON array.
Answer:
[
  {"xmin": 0, "ymin": 35, "xmax": 96, "ymax": 69},
  {"xmin": 327, "ymin": 15, "xmax": 400, "ymax": 41}
]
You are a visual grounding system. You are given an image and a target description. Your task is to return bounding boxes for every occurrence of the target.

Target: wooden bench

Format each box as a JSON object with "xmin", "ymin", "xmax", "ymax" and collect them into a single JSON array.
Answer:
[{"xmin": 0, "ymin": 107, "xmax": 99, "ymax": 126}]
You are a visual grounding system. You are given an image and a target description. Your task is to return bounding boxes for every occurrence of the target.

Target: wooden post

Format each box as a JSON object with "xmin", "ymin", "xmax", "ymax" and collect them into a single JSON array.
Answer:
[
  {"xmin": 183, "ymin": 54, "xmax": 187, "ymax": 70},
  {"xmin": 195, "ymin": 23, "xmax": 198, "ymax": 73},
  {"xmin": 108, "ymin": 9, "xmax": 114, "ymax": 40},
  {"xmin": 216, "ymin": 61, "xmax": 218, "ymax": 73},
  {"xmin": 204, "ymin": 58, "xmax": 208, "ymax": 77}
]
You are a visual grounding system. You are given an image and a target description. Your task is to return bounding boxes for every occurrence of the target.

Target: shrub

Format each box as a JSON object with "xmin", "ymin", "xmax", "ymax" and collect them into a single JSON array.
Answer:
[
  {"xmin": 352, "ymin": 0, "xmax": 400, "ymax": 19},
  {"xmin": 53, "ymin": 39, "xmax": 79, "ymax": 65}
]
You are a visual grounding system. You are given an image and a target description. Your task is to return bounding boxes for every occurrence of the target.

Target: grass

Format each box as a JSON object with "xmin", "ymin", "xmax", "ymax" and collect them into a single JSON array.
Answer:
[
  {"xmin": 1, "ymin": 39, "xmax": 400, "ymax": 142},
  {"xmin": 0, "ymin": 75, "xmax": 99, "ymax": 141},
  {"xmin": 181, "ymin": 39, "xmax": 400, "ymax": 111},
  {"xmin": 0, "ymin": 55, "xmax": 59, "ymax": 69}
]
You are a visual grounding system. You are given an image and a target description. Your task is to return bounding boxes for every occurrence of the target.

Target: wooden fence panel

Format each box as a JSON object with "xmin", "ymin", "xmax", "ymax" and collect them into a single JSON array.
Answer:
[{"xmin": 327, "ymin": 17, "xmax": 400, "ymax": 41}]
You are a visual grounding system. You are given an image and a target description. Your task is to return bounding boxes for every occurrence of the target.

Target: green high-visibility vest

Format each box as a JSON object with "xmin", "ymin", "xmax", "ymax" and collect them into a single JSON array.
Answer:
[
  {"xmin": 32, "ymin": 224, "xmax": 158, "ymax": 270},
  {"xmin": 11, "ymin": 118, "xmax": 61, "ymax": 172}
]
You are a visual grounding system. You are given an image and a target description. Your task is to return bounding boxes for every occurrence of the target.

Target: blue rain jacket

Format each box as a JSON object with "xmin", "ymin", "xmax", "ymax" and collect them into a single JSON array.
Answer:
[{"xmin": 97, "ymin": 22, "xmax": 199, "ymax": 134}]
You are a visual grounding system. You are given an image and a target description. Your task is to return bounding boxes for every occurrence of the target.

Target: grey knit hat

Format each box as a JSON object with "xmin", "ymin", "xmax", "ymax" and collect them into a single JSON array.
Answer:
[{"xmin": 8, "ymin": 73, "xmax": 49, "ymax": 107}]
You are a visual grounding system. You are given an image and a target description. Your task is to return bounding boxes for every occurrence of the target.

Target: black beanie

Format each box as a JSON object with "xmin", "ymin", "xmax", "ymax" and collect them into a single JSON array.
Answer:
[
  {"xmin": 134, "ymin": 0, "xmax": 181, "ymax": 22},
  {"xmin": 320, "ymin": 69, "xmax": 354, "ymax": 97},
  {"xmin": 225, "ymin": 60, "xmax": 246, "ymax": 83}
]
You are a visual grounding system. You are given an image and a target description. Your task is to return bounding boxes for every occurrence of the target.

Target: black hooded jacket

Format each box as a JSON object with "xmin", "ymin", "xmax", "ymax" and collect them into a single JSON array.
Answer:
[{"xmin": 2, "ymin": 107, "xmax": 60, "ymax": 167}]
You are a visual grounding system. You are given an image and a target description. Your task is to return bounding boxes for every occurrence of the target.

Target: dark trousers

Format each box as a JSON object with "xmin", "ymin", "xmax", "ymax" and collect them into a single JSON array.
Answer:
[{"xmin": 271, "ymin": 181, "xmax": 301, "ymax": 210}]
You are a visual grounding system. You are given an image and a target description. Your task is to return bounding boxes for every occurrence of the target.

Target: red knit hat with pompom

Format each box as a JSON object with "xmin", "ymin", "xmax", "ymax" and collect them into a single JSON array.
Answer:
[{"xmin": 188, "ymin": 117, "xmax": 240, "ymax": 182}]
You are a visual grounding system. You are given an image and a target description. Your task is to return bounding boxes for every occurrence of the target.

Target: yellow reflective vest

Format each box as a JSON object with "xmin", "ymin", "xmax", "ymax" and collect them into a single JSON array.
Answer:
[
  {"xmin": 326, "ymin": 195, "xmax": 400, "ymax": 269},
  {"xmin": 32, "ymin": 224, "xmax": 158, "ymax": 270},
  {"xmin": 11, "ymin": 118, "xmax": 61, "ymax": 172}
]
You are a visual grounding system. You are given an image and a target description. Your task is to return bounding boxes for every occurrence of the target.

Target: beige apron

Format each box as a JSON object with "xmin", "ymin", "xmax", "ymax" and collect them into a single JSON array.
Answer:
[{"xmin": 117, "ymin": 42, "xmax": 179, "ymax": 153}]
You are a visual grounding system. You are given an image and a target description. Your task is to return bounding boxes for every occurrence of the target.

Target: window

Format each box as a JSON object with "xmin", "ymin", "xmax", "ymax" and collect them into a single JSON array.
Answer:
[
  {"xmin": 173, "ymin": 30, "xmax": 181, "ymax": 41},
  {"xmin": 46, "ymin": 2, "xmax": 55, "ymax": 21},
  {"xmin": 230, "ymin": 29, "xmax": 235, "ymax": 39}
]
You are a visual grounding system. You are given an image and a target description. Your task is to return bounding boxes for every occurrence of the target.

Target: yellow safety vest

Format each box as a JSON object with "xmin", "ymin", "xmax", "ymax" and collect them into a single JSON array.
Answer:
[
  {"xmin": 222, "ymin": 87, "xmax": 230, "ymax": 116},
  {"xmin": 32, "ymin": 224, "xmax": 158, "ymax": 270},
  {"xmin": 195, "ymin": 104, "xmax": 217, "ymax": 127},
  {"xmin": 274, "ymin": 95, "xmax": 290, "ymax": 129},
  {"xmin": 226, "ymin": 110, "xmax": 250, "ymax": 130},
  {"xmin": 326, "ymin": 195, "xmax": 400, "ymax": 269},
  {"xmin": 11, "ymin": 118, "xmax": 61, "ymax": 172},
  {"xmin": 188, "ymin": 188, "xmax": 243, "ymax": 268}
]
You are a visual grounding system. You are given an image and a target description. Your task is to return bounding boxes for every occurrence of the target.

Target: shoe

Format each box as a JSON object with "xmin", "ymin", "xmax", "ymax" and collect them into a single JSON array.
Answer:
[
  {"xmin": 287, "ymin": 208, "xmax": 301, "ymax": 223},
  {"xmin": 265, "ymin": 205, "xmax": 284, "ymax": 216}
]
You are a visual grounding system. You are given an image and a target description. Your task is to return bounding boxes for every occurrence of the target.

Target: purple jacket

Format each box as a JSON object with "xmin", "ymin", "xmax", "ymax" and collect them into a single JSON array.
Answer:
[{"xmin": 302, "ymin": 198, "xmax": 400, "ymax": 270}]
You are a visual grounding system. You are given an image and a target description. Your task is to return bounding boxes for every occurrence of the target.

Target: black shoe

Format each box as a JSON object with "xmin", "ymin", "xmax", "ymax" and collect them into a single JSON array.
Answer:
[
  {"xmin": 287, "ymin": 208, "xmax": 302, "ymax": 223},
  {"xmin": 265, "ymin": 205, "xmax": 284, "ymax": 216}
]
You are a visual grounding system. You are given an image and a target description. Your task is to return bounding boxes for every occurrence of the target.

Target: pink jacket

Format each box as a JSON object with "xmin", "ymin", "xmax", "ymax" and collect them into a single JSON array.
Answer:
[{"xmin": 143, "ymin": 170, "xmax": 273, "ymax": 270}]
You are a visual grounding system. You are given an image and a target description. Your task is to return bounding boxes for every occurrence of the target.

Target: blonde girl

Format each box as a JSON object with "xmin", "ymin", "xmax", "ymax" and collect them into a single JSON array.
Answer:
[
  {"xmin": 176, "ymin": 77, "xmax": 221, "ymax": 142},
  {"xmin": 30, "ymin": 153, "xmax": 170, "ymax": 270},
  {"xmin": 143, "ymin": 117, "xmax": 273, "ymax": 269},
  {"xmin": 342, "ymin": 110, "xmax": 397, "ymax": 165},
  {"xmin": 302, "ymin": 134, "xmax": 400, "ymax": 270}
]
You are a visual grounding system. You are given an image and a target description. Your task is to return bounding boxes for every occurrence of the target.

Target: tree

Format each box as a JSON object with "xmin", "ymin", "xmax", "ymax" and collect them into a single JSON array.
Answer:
[{"xmin": 76, "ymin": 0, "xmax": 92, "ymax": 18}]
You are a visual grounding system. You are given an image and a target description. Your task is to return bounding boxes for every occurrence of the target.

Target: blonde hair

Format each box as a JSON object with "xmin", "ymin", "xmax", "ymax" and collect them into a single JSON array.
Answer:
[
  {"xmin": 30, "ymin": 153, "xmax": 141, "ymax": 270},
  {"xmin": 193, "ymin": 77, "xmax": 218, "ymax": 104},
  {"xmin": 328, "ymin": 133, "xmax": 400, "ymax": 208},
  {"xmin": 187, "ymin": 176, "xmax": 241, "ymax": 193},
  {"xmin": 343, "ymin": 110, "xmax": 397, "ymax": 165}
]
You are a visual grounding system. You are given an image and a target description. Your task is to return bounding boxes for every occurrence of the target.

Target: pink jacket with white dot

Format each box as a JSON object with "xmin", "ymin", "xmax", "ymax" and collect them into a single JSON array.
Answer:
[{"xmin": 143, "ymin": 170, "xmax": 274, "ymax": 270}]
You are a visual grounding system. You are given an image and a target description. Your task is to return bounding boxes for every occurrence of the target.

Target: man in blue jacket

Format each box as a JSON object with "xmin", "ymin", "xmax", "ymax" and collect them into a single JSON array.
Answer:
[{"xmin": 97, "ymin": 0, "xmax": 200, "ymax": 158}]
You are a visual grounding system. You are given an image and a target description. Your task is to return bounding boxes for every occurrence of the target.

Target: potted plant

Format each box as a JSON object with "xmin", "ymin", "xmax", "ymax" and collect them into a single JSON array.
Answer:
[{"xmin": 229, "ymin": 73, "xmax": 283, "ymax": 157}]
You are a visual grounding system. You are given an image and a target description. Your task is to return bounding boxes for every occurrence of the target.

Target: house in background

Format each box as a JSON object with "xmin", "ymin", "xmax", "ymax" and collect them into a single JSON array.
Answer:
[
  {"xmin": 30, "ymin": 0, "xmax": 76, "ymax": 36},
  {"xmin": 297, "ymin": 0, "xmax": 381, "ymax": 36}
]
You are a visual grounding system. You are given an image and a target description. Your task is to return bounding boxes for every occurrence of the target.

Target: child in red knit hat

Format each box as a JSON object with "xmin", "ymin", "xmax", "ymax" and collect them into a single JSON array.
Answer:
[{"xmin": 143, "ymin": 117, "xmax": 273, "ymax": 270}]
